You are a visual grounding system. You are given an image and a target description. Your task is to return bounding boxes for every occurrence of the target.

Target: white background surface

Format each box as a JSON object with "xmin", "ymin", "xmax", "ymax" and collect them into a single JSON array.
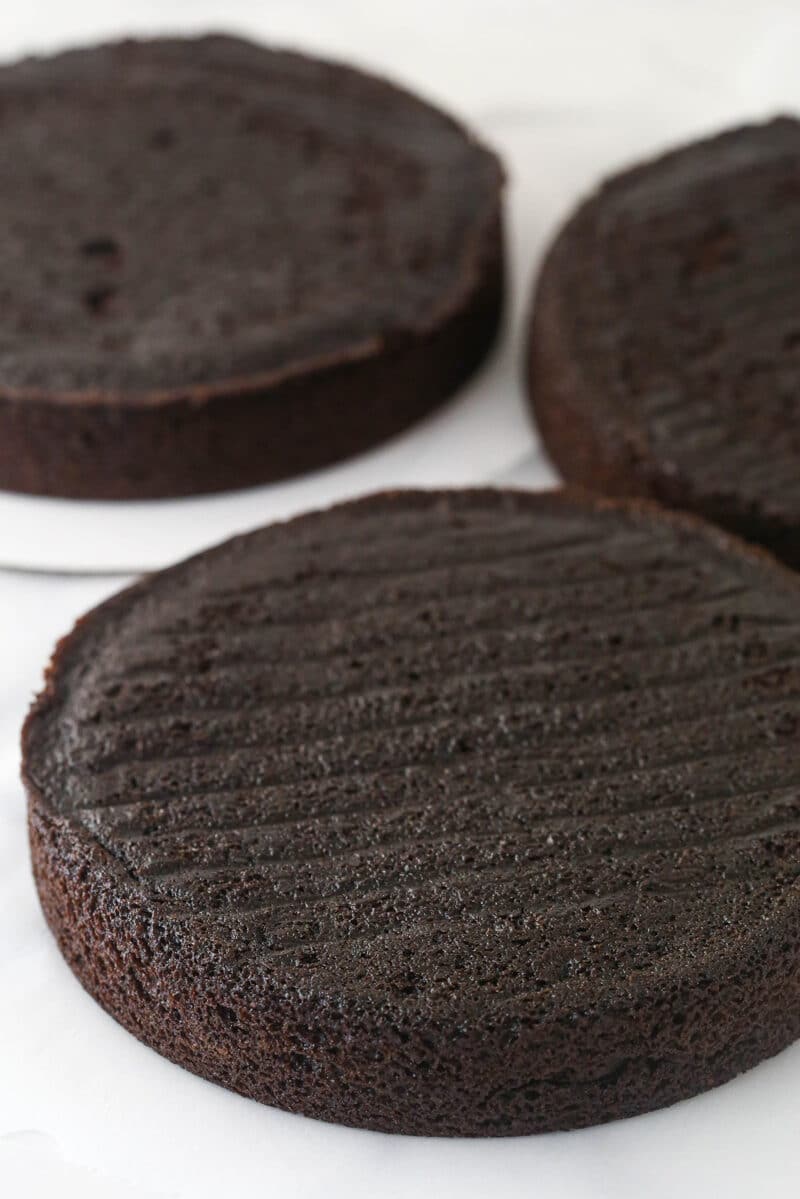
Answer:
[{"xmin": 2, "ymin": 1, "xmax": 800, "ymax": 1195}]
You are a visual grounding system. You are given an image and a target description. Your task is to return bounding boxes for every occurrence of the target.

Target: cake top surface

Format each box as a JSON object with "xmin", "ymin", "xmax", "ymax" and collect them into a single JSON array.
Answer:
[
  {"xmin": 0, "ymin": 36, "xmax": 501, "ymax": 397},
  {"xmin": 23, "ymin": 489, "xmax": 800, "ymax": 1022}
]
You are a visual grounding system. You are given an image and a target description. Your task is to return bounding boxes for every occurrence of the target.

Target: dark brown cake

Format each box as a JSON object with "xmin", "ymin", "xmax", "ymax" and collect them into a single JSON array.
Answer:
[
  {"xmin": 527, "ymin": 117, "xmax": 800, "ymax": 569},
  {"xmin": 0, "ymin": 36, "xmax": 503, "ymax": 499},
  {"xmin": 22, "ymin": 489, "xmax": 800, "ymax": 1136}
]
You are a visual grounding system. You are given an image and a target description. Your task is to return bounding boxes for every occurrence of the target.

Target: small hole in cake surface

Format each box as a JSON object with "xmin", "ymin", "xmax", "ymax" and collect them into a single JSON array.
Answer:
[
  {"xmin": 84, "ymin": 285, "xmax": 117, "ymax": 316},
  {"xmin": 151, "ymin": 127, "xmax": 175, "ymax": 149},
  {"xmin": 80, "ymin": 236, "xmax": 120, "ymax": 260},
  {"xmin": 682, "ymin": 219, "xmax": 739, "ymax": 281}
]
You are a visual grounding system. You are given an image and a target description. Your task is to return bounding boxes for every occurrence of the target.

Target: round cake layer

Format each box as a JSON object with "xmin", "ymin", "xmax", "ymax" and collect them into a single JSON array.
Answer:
[
  {"xmin": 528, "ymin": 117, "xmax": 800, "ymax": 569},
  {"xmin": 0, "ymin": 36, "xmax": 503, "ymax": 497},
  {"xmin": 23, "ymin": 489, "xmax": 800, "ymax": 1135}
]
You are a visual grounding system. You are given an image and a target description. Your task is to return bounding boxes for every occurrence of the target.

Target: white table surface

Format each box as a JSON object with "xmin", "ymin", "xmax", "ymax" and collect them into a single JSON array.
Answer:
[{"xmin": 3, "ymin": 2, "xmax": 800, "ymax": 1196}]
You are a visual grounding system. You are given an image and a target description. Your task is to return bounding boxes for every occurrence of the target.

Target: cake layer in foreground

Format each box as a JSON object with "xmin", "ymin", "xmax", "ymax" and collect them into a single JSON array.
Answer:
[{"xmin": 23, "ymin": 489, "xmax": 800, "ymax": 1134}]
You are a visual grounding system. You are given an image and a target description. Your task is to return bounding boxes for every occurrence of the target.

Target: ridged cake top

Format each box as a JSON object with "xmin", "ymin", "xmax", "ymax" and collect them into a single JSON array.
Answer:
[
  {"xmin": 24, "ymin": 490, "xmax": 800, "ymax": 1020},
  {"xmin": 545, "ymin": 117, "xmax": 800, "ymax": 563}
]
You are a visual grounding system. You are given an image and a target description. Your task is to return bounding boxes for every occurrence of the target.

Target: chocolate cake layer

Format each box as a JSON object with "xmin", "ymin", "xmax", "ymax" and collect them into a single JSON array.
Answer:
[
  {"xmin": 0, "ymin": 37, "xmax": 503, "ymax": 497},
  {"xmin": 23, "ymin": 489, "xmax": 800, "ymax": 1134},
  {"xmin": 528, "ymin": 118, "xmax": 800, "ymax": 569}
]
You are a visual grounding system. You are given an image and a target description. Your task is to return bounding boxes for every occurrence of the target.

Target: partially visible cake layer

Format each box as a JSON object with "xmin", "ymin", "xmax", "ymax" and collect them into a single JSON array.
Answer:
[{"xmin": 528, "ymin": 117, "xmax": 800, "ymax": 568}]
